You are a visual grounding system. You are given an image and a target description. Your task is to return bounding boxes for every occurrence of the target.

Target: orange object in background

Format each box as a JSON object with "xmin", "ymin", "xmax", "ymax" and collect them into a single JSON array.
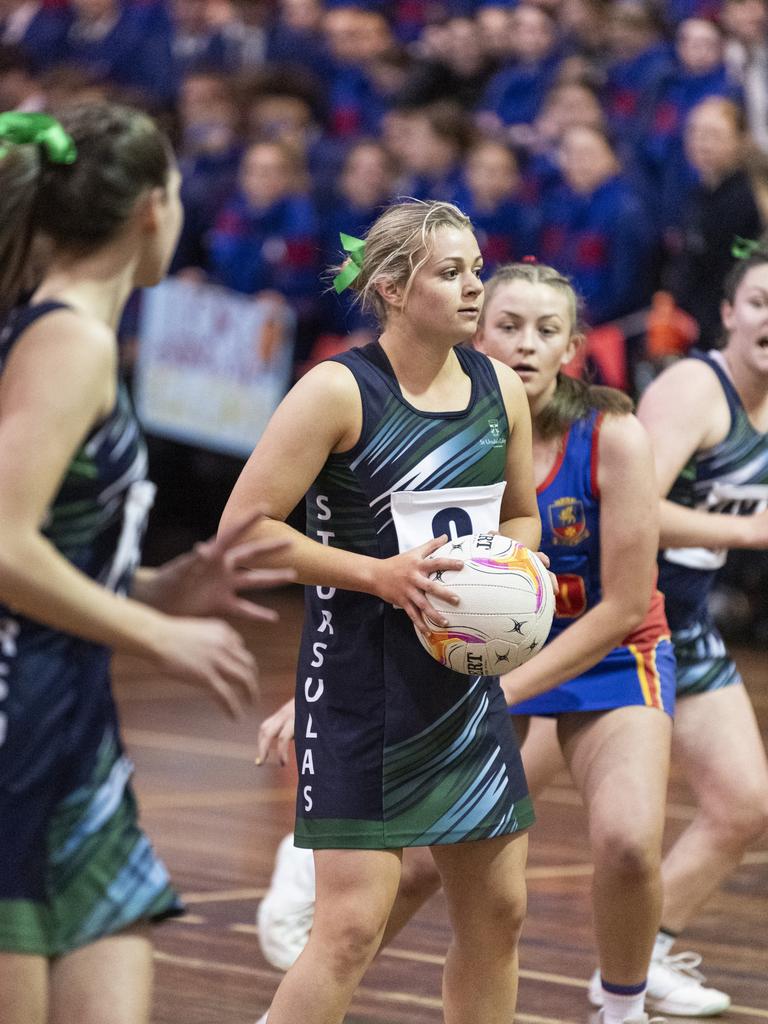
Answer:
[
  {"xmin": 564, "ymin": 322, "xmax": 629, "ymax": 391},
  {"xmin": 646, "ymin": 290, "xmax": 699, "ymax": 359}
]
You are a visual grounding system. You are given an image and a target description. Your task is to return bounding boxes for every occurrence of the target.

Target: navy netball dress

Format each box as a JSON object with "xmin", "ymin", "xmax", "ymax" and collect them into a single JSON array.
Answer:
[
  {"xmin": 293, "ymin": 341, "xmax": 534, "ymax": 850},
  {"xmin": 659, "ymin": 351, "xmax": 768, "ymax": 696},
  {"xmin": 0, "ymin": 303, "xmax": 181, "ymax": 957}
]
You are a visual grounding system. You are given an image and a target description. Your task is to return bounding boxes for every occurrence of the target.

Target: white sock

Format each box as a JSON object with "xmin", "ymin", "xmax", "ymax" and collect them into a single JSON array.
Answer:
[
  {"xmin": 254, "ymin": 1014, "xmax": 269, "ymax": 1024},
  {"xmin": 652, "ymin": 929, "xmax": 676, "ymax": 961},
  {"xmin": 601, "ymin": 984, "xmax": 646, "ymax": 1024}
]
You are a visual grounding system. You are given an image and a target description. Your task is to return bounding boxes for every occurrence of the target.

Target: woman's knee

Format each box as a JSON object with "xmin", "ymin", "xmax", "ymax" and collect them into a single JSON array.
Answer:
[
  {"xmin": 700, "ymin": 785, "xmax": 768, "ymax": 849},
  {"xmin": 592, "ymin": 826, "xmax": 661, "ymax": 885},
  {"xmin": 313, "ymin": 906, "xmax": 389, "ymax": 977}
]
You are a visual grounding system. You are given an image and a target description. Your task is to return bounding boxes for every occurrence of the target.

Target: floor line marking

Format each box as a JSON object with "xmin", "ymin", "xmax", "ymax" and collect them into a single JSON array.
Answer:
[
  {"xmin": 152, "ymin": 950, "xmax": 581, "ymax": 1024},
  {"xmin": 182, "ymin": 888, "xmax": 266, "ymax": 903}
]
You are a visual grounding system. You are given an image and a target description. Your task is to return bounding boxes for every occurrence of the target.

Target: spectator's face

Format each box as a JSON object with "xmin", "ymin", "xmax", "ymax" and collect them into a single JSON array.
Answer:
[
  {"xmin": 444, "ymin": 17, "xmax": 484, "ymax": 75},
  {"xmin": 280, "ymin": 0, "xmax": 323, "ymax": 33},
  {"xmin": 396, "ymin": 115, "xmax": 457, "ymax": 175},
  {"xmin": 323, "ymin": 8, "xmax": 392, "ymax": 64},
  {"xmin": 723, "ymin": 0, "xmax": 768, "ymax": 44},
  {"xmin": 240, "ymin": 144, "xmax": 293, "ymax": 207},
  {"xmin": 466, "ymin": 144, "xmax": 519, "ymax": 206},
  {"xmin": 179, "ymin": 75, "xmax": 236, "ymax": 150},
  {"xmin": 537, "ymin": 84, "xmax": 604, "ymax": 140},
  {"xmin": 510, "ymin": 6, "xmax": 556, "ymax": 62},
  {"xmin": 676, "ymin": 19, "xmax": 723, "ymax": 75},
  {"xmin": 248, "ymin": 95, "xmax": 313, "ymax": 150},
  {"xmin": 341, "ymin": 145, "xmax": 394, "ymax": 208},
  {"xmin": 560, "ymin": 126, "xmax": 619, "ymax": 194},
  {"xmin": 476, "ymin": 7, "xmax": 515, "ymax": 61},
  {"xmin": 70, "ymin": 0, "xmax": 116, "ymax": 20},
  {"xmin": 607, "ymin": 2, "xmax": 656, "ymax": 58},
  {"xmin": 685, "ymin": 101, "xmax": 744, "ymax": 181},
  {"xmin": 173, "ymin": 0, "xmax": 208, "ymax": 34}
]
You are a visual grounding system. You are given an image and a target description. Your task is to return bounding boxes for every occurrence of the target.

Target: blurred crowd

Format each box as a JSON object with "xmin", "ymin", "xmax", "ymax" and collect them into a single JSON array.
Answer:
[{"xmin": 2, "ymin": 0, "xmax": 768, "ymax": 367}]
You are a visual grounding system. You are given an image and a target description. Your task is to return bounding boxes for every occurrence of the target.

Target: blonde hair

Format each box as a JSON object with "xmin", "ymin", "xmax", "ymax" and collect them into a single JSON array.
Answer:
[
  {"xmin": 342, "ymin": 198, "xmax": 473, "ymax": 323},
  {"xmin": 481, "ymin": 261, "xmax": 633, "ymax": 438}
]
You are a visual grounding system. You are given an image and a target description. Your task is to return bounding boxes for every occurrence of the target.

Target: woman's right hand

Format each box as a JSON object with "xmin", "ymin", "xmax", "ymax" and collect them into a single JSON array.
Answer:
[
  {"xmin": 374, "ymin": 535, "xmax": 464, "ymax": 635},
  {"xmin": 150, "ymin": 615, "xmax": 258, "ymax": 718}
]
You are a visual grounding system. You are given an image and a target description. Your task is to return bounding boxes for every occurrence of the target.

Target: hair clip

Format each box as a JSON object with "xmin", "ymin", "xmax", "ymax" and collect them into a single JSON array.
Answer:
[
  {"xmin": 0, "ymin": 112, "xmax": 77, "ymax": 165},
  {"xmin": 521, "ymin": 254, "xmax": 538, "ymax": 264},
  {"xmin": 333, "ymin": 232, "xmax": 366, "ymax": 294},
  {"xmin": 731, "ymin": 236, "xmax": 767, "ymax": 260}
]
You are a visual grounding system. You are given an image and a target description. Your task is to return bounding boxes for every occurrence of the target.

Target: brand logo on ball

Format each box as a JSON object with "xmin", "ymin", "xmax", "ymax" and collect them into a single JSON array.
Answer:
[
  {"xmin": 416, "ymin": 532, "xmax": 555, "ymax": 676},
  {"xmin": 548, "ymin": 497, "xmax": 589, "ymax": 546}
]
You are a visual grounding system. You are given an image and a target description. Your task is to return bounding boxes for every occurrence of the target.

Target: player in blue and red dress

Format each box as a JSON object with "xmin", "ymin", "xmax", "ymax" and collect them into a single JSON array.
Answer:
[{"xmin": 253, "ymin": 260, "xmax": 674, "ymax": 1024}]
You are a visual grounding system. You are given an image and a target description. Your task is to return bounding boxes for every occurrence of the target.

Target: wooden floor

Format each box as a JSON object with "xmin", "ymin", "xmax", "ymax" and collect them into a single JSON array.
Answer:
[{"xmin": 114, "ymin": 587, "xmax": 768, "ymax": 1024}]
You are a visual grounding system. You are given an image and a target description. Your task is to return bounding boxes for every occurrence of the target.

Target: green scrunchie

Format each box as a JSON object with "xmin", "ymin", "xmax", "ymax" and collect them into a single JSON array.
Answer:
[
  {"xmin": 333, "ymin": 232, "xmax": 366, "ymax": 294},
  {"xmin": 731, "ymin": 235, "xmax": 766, "ymax": 261},
  {"xmin": 0, "ymin": 111, "xmax": 77, "ymax": 165}
]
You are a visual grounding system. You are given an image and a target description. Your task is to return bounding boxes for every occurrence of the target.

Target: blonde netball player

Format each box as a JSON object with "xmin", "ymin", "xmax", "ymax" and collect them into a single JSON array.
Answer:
[
  {"xmin": 255, "ymin": 260, "xmax": 675, "ymax": 1024},
  {"xmin": 221, "ymin": 200, "xmax": 542, "ymax": 1024}
]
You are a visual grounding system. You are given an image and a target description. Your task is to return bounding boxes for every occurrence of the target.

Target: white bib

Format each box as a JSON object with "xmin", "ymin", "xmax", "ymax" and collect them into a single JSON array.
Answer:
[{"xmin": 390, "ymin": 482, "xmax": 506, "ymax": 553}]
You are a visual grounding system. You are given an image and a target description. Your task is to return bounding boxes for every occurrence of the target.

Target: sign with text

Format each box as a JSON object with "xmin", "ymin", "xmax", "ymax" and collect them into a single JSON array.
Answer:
[{"xmin": 135, "ymin": 278, "xmax": 295, "ymax": 457}]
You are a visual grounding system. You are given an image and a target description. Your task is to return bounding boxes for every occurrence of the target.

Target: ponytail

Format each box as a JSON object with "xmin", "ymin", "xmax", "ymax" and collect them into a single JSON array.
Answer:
[
  {"xmin": 0, "ymin": 144, "xmax": 43, "ymax": 312},
  {"xmin": 536, "ymin": 373, "xmax": 633, "ymax": 440}
]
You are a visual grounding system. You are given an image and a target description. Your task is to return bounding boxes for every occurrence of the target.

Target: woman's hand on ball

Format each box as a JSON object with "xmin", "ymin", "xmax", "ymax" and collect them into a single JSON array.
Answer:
[
  {"xmin": 375, "ymin": 535, "xmax": 463, "ymax": 635},
  {"xmin": 532, "ymin": 549, "xmax": 558, "ymax": 598}
]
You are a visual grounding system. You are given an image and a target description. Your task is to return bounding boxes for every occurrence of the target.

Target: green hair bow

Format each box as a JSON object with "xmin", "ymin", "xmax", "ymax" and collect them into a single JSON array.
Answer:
[
  {"xmin": 333, "ymin": 232, "xmax": 366, "ymax": 294},
  {"xmin": 731, "ymin": 236, "xmax": 767, "ymax": 261},
  {"xmin": 0, "ymin": 111, "xmax": 77, "ymax": 165}
]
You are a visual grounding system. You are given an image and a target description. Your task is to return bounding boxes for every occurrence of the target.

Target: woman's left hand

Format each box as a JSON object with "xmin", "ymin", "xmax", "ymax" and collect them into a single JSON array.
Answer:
[{"xmin": 139, "ymin": 511, "xmax": 296, "ymax": 621}]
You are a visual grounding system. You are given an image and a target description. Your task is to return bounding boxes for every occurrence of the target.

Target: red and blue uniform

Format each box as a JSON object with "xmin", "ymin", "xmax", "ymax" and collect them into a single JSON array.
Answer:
[{"xmin": 512, "ymin": 409, "xmax": 676, "ymax": 717}]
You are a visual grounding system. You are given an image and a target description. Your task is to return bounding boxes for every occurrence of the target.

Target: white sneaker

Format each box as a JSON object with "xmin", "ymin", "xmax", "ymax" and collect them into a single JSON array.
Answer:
[
  {"xmin": 588, "ymin": 952, "xmax": 731, "ymax": 1016},
  {"xmin": 257, "ymin": 834, "xmax": 316, "ymax": 971},
  {"xmin": 590, "ymin": 1011, "xmax": 668, "ymax": 1024}
]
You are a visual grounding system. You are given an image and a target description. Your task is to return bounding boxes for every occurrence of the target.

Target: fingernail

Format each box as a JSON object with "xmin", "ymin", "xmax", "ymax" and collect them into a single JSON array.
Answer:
[{"xmin": 255, "ymin": 757, "xmax": 262, "ymax": 765}]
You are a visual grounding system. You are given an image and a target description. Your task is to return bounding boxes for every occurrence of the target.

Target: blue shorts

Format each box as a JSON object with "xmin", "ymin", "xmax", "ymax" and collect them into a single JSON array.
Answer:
[
  {"xmin": 510, "ymin": 637, "xmax": 676, "ymax": 717},
  {"xmin": 671, "ymin": 617, "xmax": 742, "ymax": 698},
  {"xmin": 0, "ymin": 621, "xmax": 182, "ymax": 956}
]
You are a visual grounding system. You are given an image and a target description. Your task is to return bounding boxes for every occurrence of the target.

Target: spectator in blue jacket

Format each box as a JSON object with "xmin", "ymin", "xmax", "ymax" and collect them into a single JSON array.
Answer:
[
  {"xmin": 635, "ymin": 16, "xmax": 742, "ymax": 228},
  {"xmin": 55, "ymin": 0, "xmax": 178, "ymax": 107},
  {"xmin": 172, "ymin": 69, "xmax": 242, "ymax": 271},
  {"xmin": 322, "ymin": 4, "xmax": 395, "ymax": 138},
  {"xmin": 384, "ymin": 100, "xmax": 470, "ymax": 201},
  {"xmin": 171, "ymin": 0, "xmax": 266, "ymax": 77},
  {"xmin": 207, "ymin": 139, "xmax": 320, "ymax": 358},
  {"xmin": 0, "ymin": 0, "xmax": 71, "ymax": 74},
  {"xmin": 478, "ymin": 3, "xmax": 563, "ymax": 130},
  {"xmin": 666, "ymin": 96, "xmax": 764, "ymax": 346},
  {"xmin": 319, "ymin": 139, "xmax": 397, "ymax": 336},
  {"xmin": 539, "ymin": 124, "xmax": 655, "ymax": 325},
  {"xmin": 453, "ymin": 139, "xmax": 540, "ymax": 273},
  {"xmin": 604, "ymin": 0, "xmax": 673, "ymax": 145}
]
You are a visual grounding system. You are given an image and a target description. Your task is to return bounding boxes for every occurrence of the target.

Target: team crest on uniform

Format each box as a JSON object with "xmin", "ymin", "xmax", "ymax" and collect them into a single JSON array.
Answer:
[
  {"xmin": 548, "ymin": 496, "xmax": 589, "ymax": 545},
  {"xmin": 480, "ymin": 419, "xmax": 505, "ymax": 447}
]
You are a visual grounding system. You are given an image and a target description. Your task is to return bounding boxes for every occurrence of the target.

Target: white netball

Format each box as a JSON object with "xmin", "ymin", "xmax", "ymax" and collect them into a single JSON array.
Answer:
[{"xmin": 416, "ymin": 532, "xmax": 555, "ymax": 675}]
